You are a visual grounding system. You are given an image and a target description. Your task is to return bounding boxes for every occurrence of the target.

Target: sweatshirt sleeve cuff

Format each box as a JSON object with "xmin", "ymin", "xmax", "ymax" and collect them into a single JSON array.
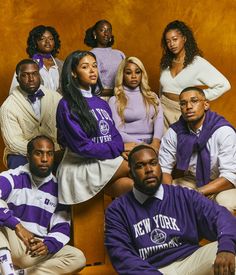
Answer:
[
  {"xmin": 218, "ymin": 239, "xmax": 236, "ymax": 254},
  {"xmin": 5, "ymin": 216, "xmax": 20, "ymax": 229},
  {"xmin": 43, "ymin": 238, "xmax": 63, "ymax": 254}
]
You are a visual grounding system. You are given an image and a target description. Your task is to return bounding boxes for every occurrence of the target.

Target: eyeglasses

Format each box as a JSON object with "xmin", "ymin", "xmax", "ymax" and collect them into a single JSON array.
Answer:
[{"xmin": 179, "ymin": 98, "xmax": 205, "ymax": 108}]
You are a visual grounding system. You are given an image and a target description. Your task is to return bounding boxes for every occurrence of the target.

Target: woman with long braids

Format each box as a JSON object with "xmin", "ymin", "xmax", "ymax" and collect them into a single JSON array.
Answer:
[
  {"xmin": 160, "ymin": 20, "xmax": 230, "ymax": 130},
  {"xmin": 56, "ymin": 50, "xmax": 132, "ymax": 204},
  {"xmin": 10, "ymin": 25, "xmax": 63, "ymax": 94},
  {"xmin": 109, "ymin": 56, "xmax": 164, "ymax": 159}
]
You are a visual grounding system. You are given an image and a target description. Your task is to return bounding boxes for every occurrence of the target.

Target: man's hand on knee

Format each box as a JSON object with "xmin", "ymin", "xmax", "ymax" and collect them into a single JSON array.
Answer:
[{"xmin": 214, "ymin": 251, "xmax": 235, "ymax": 275}]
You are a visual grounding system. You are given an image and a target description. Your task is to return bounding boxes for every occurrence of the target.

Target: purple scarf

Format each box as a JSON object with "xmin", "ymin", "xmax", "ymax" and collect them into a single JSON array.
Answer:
[
  {"xmin": 32, "ymin": 53, "xmax": 52, "ymax": 69},
  {"xmin": 171, "ymin": 110, "xmax": 234, "ymax": 187}
]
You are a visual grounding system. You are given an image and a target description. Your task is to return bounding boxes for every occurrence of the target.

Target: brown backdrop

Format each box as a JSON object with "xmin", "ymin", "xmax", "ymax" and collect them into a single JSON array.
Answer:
[{"xmin": 0, "ymin": 0, "xmax": 235, "ymax": 169}]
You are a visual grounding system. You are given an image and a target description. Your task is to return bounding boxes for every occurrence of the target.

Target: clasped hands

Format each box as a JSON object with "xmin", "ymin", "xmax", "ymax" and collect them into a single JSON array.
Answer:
[{"xmin": 15, "ymin": 223, "xmax": 48, "ymax": 257}]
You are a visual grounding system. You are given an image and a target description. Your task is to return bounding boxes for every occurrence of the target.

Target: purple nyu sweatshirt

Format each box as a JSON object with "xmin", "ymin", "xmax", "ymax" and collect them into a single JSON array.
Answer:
[
  {"xmin": 56, "ymin": 96, "xmax": 124, "ymax": 160},
  {"xmin": 105, "ymin": 184, "xmax": 236, "ymax": 275}
]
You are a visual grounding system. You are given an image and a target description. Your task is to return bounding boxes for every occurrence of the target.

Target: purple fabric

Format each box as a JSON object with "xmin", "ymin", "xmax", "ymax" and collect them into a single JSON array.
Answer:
[
  {"xmin": 56, "ymin": 97, "xmax": 124, "ymax": 159},
  {"xmin": 0, "ymin": 208, "xmax": 19, "ymax": 229},
  {"xmin": 50, "ymin": 222, "xmax": 70, "ymax": 235},
  {"xmin": 39, "ymin": 182, "xmax": 58, "ymax": 197},
  {"xmin": 105, "ymin": 184, "xmax": 236, "ymax": 274},
  {"xmin": 7, "ymin": 203, "xmax": 52, "ymax": 228},
  {"xmin": 170, "ymin": 110, "xmax": 234, "ymax": 187},
  {"xmin": 109, "ymin": 86, "xmax": 164, "ymax": 142},
  {"xmin": 0, "ymin": 165, "xmax": 70, "ymax": 254},
  {"xmin": 12, "ymin": 173, "xmax": 32, "ymax": 189},
  {"xmin": 7, "ymin": 155, "xmax": 28, "ymax": 169},
  {"xmin": 32, "ymin": 53, "xmax": 52, "ymax": 69},
  {"xmin": 91, "ymin": 47, "xmax": 125, "ymax": 89},
  {"xmin": 27, "ymin": 89, "xmax": 45, "ymax": 103}
]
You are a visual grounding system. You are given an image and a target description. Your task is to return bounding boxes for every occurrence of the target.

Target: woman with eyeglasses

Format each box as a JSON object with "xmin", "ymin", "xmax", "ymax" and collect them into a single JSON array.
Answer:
[
  {"xmin": 159, "ymin": 20, "xmax": 230, "ymax": 130},
  {"xmin": 10, "ymin": 25, "xmax": 63, "ymax": 94},
  {"xmin": 84, "ymin": 20, "xmax": 125, "ymax": 99}
]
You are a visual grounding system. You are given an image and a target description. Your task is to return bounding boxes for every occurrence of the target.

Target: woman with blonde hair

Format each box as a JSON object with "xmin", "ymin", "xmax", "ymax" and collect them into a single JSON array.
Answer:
[{"xmin": 109, "ymin": 57, "xmax": 164, "ymax": 159}]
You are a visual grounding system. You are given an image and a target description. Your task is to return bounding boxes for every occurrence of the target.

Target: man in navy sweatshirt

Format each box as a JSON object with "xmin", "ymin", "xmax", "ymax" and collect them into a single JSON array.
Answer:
[
  {"xmin": 105, "ymin": 144, "xmax": 236, "ymax": 275},
  {"xmin": 0, "ymin": 135, "xmax": 85, "ymax": 275}
]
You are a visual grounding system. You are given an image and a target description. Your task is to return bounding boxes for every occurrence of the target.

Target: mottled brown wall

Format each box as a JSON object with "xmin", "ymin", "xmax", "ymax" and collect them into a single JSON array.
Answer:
[{"xmin": 0, "ymin": 0, "xmax": 235, "ymax": 169}]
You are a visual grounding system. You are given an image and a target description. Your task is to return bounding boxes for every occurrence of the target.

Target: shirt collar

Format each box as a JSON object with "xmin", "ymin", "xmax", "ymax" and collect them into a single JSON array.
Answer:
[
  {"xmin": 188, "ymin": 125, "xmax": 202, "ymax": 136},
  {"xmin": 80, "ymin": 87, "xmax": 93, "ymax": 98},
  {"xmin": 133, "ymin": 184, "xmax": 164, "ymax": 204},
  {"xmin": 22, "ymin": 163, "xmax": 54, "ymax": 187}
]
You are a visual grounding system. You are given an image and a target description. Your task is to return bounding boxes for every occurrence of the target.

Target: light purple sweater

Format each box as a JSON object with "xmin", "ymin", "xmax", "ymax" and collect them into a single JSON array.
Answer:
[
  {"xmin": 91, "ymin": 47, "xmax": 125, "ymax": 89},
  {"xmin": 109, "ymin": 86, "xmax": 164, "ymax": 143}
]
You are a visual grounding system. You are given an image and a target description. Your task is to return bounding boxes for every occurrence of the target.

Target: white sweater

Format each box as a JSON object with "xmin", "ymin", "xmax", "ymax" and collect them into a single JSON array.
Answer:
[
  {"xmin": 0, "ymin": 85, "xmax": 61, "ymax": 165},
  {"xmin": 159, "ymin": 56, "xmax": 231, "ymax": 100}
]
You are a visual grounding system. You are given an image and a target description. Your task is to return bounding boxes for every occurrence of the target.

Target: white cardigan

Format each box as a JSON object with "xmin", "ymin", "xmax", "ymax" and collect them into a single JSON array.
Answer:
[
  {"xmin": 160, "ymin": 56, "xmax": 231, "ymax": 101},
  {"xmin": 0, "ymin": 85, "xmax": 61, "ymax": 165}
]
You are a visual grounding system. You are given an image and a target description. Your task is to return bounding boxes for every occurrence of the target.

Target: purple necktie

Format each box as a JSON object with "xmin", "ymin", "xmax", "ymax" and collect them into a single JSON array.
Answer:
[{"xmin": 28, "ymin": 89, "xmax": 45, "ymax": 103}]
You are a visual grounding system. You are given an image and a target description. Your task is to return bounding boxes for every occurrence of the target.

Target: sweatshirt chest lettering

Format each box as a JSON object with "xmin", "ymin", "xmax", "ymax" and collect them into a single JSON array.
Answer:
[
  {"xmin": 90, "ymin": 108, "xmax": 113, "ymax": 123},
  {"xmin": 134, "ymin": 214, "xmax": 180, "ymax": 238}
]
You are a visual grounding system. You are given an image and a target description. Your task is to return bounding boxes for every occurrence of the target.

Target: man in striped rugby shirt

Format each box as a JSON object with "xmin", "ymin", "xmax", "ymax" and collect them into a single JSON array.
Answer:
[{"xmin": 0, "ymin": 135, "xmax": 85, "ymax": 275}]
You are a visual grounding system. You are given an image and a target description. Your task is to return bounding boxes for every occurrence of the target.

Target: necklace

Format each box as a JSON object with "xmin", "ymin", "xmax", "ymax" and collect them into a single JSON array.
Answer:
[{"xmin": 173, "ymin": 57, "xmax": 184, "ymax": 64}]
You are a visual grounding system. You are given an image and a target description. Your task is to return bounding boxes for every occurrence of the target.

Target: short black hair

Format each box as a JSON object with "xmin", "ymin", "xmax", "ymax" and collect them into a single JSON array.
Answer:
[
  {"xmin": 27, "ymin": 135, "xmax": 55, "ymax": 156},
  {"xmin": 26, "ymin": 25, "xmax": 61, "ymax": 57},
  {"xmin": 128, "ymin": 145, "xmax": 158, "ymax": 167},
  {"xmin": 180, "ymin": 86, "xmax": 206, "ymax": 98},
  {"xmin": 16, "ymin": 59, "xmax": 39, "ymax": 75}
]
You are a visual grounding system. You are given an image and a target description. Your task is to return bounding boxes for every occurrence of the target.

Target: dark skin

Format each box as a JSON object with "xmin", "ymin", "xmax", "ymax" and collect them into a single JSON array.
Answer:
[
  {"xmin": 162, "ymin": 90, "xmax": 234, "ymax": 197},
  {"xmin": 93, "ymin": 22, "xmax": 114, "ymax": 97},
  {"xmin": 131, "ymin": 148, "xmax": 235, "ymax": 274},
  {"xmin": 36, "ymin": 30, "xmax": 56, "ymax": 70},
  {"xmin": 14, "ymin": 138, "xmax": 54, "ymax": 257},
  {"xmin": 16, "ymin": 63, "xmax": 41, "ymax": 95}
]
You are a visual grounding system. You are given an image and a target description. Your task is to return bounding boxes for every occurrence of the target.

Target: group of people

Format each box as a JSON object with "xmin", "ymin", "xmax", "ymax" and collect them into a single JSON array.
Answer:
[{"xmin": 0, "ymin": 18, "xmax": 235, "ymax": 275}]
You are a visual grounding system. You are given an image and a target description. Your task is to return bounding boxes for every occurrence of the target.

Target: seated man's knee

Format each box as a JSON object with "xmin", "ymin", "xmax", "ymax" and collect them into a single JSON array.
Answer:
[
  {"xmin": 66, "ymin": 246, "xmax": 86, "ymax": 271},
  {"xmin": 215, "ymin": 189, "xmax": 236, "ymax": 213}
]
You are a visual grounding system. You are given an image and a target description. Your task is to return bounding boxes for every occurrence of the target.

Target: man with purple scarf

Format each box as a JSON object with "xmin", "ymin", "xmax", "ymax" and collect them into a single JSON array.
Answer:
[{"xmin": 159, "ymin": 87, "xmax": 236, "ymax": 213}]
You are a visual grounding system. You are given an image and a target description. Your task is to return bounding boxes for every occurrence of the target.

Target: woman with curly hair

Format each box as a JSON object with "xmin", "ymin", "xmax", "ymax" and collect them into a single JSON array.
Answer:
[
  {"xmin": 10, "ymin": 25, "xmax": 63, "ymax": 94},
  {"xmin": 159, "ymin": 20, "xmax": 230, "ymax": 129},
  {"xmin": 109, "ymin": 57, "xmax": 164, "ymax": 159},
  {"xmin": 56, "ymin": 50, "xmax": 133, "ymax": 204},
  {"xmin": 84, "ymin": 19, "xmax": 125, "ymax": 98}
]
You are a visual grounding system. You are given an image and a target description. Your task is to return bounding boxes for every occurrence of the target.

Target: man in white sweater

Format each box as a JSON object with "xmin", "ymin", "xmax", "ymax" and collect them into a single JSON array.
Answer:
[{"xmin": 0, "ymin": 59, "xmax": 62, "ymax": 169}]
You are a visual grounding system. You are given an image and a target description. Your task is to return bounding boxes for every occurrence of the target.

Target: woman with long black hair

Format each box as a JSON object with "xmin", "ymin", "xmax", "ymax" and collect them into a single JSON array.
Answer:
[{"xmin": 56, "ymin": 50, "xmax": 132, "ymax": 204}]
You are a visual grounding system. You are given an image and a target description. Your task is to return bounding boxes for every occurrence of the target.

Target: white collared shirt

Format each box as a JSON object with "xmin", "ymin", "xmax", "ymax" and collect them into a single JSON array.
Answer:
[
  {"xmin": 80, "ymin": 87, "xmax": 93, "ymax": 98},
  {"xmin": 159, "ymin": 126, "xmax": 236, "ymax": 186},
  {"xmin": 19, "ymin": 86, "xmax": 44, "ymax": 119},
  {"xmin": 39, "ymin": 56, "xmax": 59, "ymax": 91},
  {"xmin": 133, "ymin": 185, "xmax": 164, "ymax": 204}
]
